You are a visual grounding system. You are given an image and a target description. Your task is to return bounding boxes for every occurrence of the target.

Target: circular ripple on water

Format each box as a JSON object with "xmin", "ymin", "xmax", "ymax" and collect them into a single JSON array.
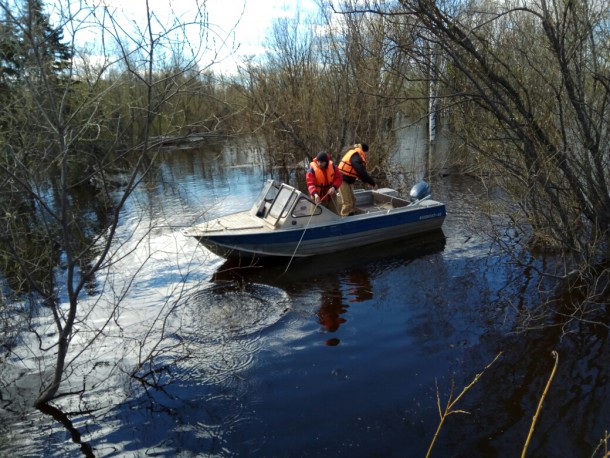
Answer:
[
  {"xmin": 188, "ymin": 282, "xmax": 292, "ymax": 342},
  {"xmin": 179, "ymin": 282, "xmax": 292, "ymax": 384}
]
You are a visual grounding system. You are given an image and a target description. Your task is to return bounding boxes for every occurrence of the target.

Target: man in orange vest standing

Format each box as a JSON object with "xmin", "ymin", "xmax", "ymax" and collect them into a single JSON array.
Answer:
[
  {"xmin": 337, "ymin": 143, "xmax": 378, "ymax": 216},
  {"xmin": 306, "ymin": 151, "xmax": 343, "ymax": 213}
]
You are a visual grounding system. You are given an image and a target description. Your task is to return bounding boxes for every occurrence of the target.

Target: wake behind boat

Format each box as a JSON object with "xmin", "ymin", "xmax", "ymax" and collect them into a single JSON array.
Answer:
[{"xmin": 181, "ymin": 179, "xmax": 446, "ymax": 258}]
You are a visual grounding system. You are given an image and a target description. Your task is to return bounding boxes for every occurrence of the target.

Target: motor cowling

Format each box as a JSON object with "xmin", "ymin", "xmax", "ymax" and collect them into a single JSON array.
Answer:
[{"xmin": 409, "ymin": 181, "xmax": 431, "ymax": 202}]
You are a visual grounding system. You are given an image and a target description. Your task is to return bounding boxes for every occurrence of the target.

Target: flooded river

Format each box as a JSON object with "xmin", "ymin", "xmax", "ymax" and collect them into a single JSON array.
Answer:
[{"xmin": 1, "ymin": 140, "xmax": 609, "ymax": 457}]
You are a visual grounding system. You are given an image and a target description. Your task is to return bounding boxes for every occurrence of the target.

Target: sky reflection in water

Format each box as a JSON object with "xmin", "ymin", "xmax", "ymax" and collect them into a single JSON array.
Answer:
[{"xmin": 2, "ymin": 141, "xmax": 609, "ymax": 458}]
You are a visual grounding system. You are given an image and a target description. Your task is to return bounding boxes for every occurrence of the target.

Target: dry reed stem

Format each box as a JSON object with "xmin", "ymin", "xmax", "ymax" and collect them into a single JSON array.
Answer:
[
  {"xmin": 521, "ymin": 350, "xmax": 559, "ymax": 458},
  {"xmin": 425, "ymin": 351, "xmax": 503, "ymax": 458},
  {"xmin": 590, "ymin": 430, "xmax": 610, "ymax": 458}
]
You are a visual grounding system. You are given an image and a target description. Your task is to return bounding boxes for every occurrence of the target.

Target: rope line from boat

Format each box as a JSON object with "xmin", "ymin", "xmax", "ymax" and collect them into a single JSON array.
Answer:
[{"xmin": 284, "ymin": 190, "xmax": 332, "ymax": 274}]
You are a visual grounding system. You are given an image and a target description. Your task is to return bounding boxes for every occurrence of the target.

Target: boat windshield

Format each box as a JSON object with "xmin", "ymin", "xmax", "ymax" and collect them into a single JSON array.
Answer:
[
  {"xmin": 252, "ymin": 180, "xmax": 281, "ymax": 218},
  {"xmin": 268, "ymin": 187, "xmax": 297, "ymax": 220},
  {"xmin": 292, "ymin": 197, "xmax": 321, "ymax": 217},
  {"xmin": 253, "ymin": 180, "xmax": 279, "ymax": 208},
  {"xmin": 253, "ymin": 181, "xmax": 321, "ymax": 223}
]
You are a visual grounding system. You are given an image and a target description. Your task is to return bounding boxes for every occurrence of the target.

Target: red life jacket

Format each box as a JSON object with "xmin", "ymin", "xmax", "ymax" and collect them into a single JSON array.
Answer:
[
  {"xmin": 339, "ymin": 146, "xmax": 367, "ymax": 179},
  {"xmin": 310, "ymin": 160, "xmax": 336, "ymax": 199}
]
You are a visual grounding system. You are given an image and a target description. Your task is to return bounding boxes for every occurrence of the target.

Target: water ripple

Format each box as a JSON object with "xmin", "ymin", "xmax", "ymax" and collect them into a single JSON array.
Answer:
[
  {"xmin": 186, "ymin": 282, "xmax": 291, "ymax": 341},
  {"xmin": 178, "ymin": 282, "xmax": 291, "ymax": 385}
]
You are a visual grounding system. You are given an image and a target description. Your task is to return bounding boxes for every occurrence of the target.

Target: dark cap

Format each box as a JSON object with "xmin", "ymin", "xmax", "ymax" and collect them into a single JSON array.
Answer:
[
  {"xmin": 316, "ymin": 151, "xmax": 329, "ymax": 162},
  {"xmin": 360, "ymin": 143, "xmax": 369, "ymax": 152}
]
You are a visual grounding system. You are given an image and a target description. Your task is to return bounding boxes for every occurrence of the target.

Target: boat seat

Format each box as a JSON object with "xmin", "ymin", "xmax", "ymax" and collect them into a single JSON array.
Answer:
[{"xmin": 359, "ymin": 202, "xmax": 394, "ymax": 214}]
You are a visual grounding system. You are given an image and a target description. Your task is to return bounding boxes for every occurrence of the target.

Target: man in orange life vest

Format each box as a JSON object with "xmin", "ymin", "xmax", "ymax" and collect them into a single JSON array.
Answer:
[
  {"xmin": 306, "ymin": 151, "xmax": 343, "ymax": 213},
  {"xmin": 337, "ymin": 143, "xmax": 378, "ymax": 216}
]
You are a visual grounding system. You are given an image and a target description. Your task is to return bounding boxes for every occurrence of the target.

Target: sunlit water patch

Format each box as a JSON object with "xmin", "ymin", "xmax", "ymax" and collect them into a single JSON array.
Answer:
[
  {"xmin": 94, "ymin": 281, "xmax": 297, "ymax": 456},
  {"xmin": 175, "ymin": 282, "xmax": 292, "ymax": 385}
]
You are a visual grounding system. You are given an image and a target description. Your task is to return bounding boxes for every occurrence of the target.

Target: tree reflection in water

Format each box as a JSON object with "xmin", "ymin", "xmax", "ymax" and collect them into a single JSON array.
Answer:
[{"xmin": 8, "ymin": 145, "xmax": 610, "ymax": 457}]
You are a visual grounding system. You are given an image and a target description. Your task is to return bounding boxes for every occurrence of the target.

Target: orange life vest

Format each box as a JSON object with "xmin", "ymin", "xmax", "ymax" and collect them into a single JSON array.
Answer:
[
  {"xmin": 338, "ymin": 145, "xmax": 367, "ymax": 179},
  {"xmin": 310, "ymin": 160, "xmax": 336, "ymax": 197}
]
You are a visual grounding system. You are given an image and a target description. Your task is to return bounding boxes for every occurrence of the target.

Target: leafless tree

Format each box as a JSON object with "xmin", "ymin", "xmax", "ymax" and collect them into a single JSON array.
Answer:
[
  {"xmin": 238, "ymin": 2, "xmax": 407, "ymax": 170},
  {"xmin": 341, "ymin": 0, "xmax": 610, "ymax": 314},
  {"xmin": 0, "ymin": 0, "xmax": 229, "ymax": 416}
]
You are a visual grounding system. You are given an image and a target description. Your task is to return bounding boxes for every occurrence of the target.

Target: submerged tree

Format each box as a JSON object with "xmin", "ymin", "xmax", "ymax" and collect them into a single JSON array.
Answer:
[
  {"xmin": 348, "ymin": 0, "xmax": 610, "ymax": 311},
  {"xmin": 239, "ymin": 2, "xmax": 406, "ymax": 170},
  {"xmin": 0, "ymin": 0, "xmax": 223, "ymax": 419}
]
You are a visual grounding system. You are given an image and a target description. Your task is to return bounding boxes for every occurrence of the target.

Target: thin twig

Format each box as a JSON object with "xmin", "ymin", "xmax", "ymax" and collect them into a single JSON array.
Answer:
[
  {"xmin": 590, "ymin": 430, "xmax": 610, "ymax": 458},
  {"xmin": 521, "ymin": 350, "xmax": 559, "ymax": 458},
  {"xmin": 426, "ymin": 352, "xmax": 502, "ymax": 458}
]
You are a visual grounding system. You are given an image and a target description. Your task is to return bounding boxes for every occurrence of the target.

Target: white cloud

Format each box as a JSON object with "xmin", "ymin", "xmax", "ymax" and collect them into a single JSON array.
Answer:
[
  {"xmin": 204, "ymin": 0, "xmax": 319, "ymax": 73},
  {"xmin": 64, "ymin": 0, "xmax": 319, "ymax": 75}
]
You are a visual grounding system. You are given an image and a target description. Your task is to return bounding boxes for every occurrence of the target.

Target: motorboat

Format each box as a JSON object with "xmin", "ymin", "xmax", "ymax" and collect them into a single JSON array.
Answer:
[{"xmin": 181, "ymin": 179, "xmax": 446, "ymax": 258}]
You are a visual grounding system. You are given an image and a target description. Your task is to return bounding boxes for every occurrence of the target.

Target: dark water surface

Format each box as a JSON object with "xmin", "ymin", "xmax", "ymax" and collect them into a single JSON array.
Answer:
[{"xmin": 1, "ymin": 144, "xmax": 609, "ymax": 457}]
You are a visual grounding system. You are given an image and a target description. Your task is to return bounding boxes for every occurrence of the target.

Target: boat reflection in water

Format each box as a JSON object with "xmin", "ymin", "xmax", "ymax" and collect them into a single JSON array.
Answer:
[{"xmin": 211, "ymin": 229, "xmax": 447, "ymax": 345}]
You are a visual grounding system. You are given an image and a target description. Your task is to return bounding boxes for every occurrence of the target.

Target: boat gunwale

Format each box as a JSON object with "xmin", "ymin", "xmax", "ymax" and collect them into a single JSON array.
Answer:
[
  {"xmin": 182, "ymin": 198, "xmax": 445, "ymax": 237},
  {"xmin": 181, "ymin": 179, "xmax": 446, "ymax": 258}
]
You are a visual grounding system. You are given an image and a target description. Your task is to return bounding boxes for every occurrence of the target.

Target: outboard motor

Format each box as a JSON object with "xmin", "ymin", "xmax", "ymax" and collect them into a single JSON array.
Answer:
[{"xmin": 409, "ymin": 181, "xmax": 431, "ymax": 202}]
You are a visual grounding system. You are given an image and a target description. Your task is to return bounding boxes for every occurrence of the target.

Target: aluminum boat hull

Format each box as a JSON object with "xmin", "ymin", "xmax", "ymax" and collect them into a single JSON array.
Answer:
[{"xmin": 182, "ymin": 180, "xmax": 446, "ymax": 259}]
